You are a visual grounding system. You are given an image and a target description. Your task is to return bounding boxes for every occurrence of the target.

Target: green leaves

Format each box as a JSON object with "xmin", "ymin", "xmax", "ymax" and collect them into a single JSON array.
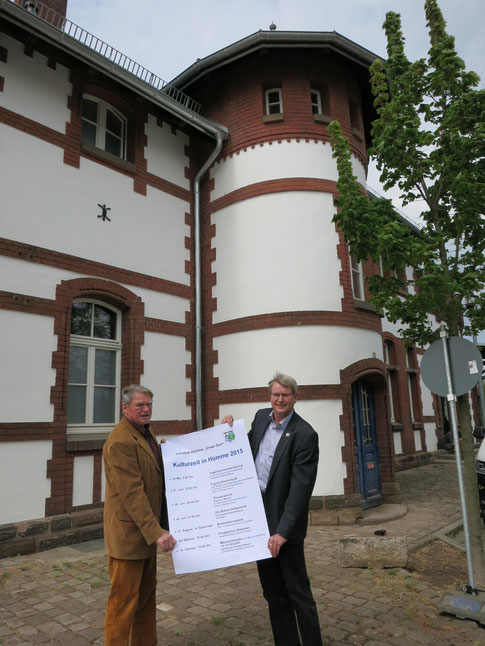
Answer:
[{"xmin": 328, "ymin": 0, "xmax": 485, "ymax": 345}]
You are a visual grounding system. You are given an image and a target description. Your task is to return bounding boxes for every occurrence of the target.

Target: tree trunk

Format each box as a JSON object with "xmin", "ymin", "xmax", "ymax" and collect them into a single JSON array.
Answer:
[{"xmin": 457, "ymin": 394, "xmax": 485, "ymax": 589}]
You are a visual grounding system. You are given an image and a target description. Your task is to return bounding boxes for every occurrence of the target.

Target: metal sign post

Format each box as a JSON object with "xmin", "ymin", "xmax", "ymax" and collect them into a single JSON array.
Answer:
[
  {"xmin": 439, "ymin": 326, "xmax": 475, "ymax": 591},
  {"xmin": 420, "ymin": 325, "xmax": 485, "ymax": 622}
]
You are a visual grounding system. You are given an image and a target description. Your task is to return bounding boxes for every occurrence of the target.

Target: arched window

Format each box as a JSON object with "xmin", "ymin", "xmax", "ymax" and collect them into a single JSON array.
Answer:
[
  {"xmin": 81, "ymin": 95, "xmax": 127, "ymax": 159},
  {"xmin": 67, "ymin": 300, "xmax": 122, "ymax": 432}
]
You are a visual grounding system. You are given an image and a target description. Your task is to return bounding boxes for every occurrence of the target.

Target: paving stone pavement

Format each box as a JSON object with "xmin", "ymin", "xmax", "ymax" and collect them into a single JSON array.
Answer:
[{"xmin": 1, "ymin": 459, "xmax": 485, "ymax": 645}]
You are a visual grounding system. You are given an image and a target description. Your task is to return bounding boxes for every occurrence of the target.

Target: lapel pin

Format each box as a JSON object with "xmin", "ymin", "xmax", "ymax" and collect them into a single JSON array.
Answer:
[{"xmin": 286, "ymin": 433, "xmax": 290, "ymax": 437}]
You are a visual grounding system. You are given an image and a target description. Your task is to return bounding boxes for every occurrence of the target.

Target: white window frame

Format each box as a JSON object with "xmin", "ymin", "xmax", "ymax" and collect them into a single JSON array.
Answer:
[
  {"xmin": 67, "ymin": 299, "xmax": 122, "ymax": 435},
  {"xmin": 350, "ymin": 254, "xmax": 365, "ymax": 300},
  {"xmin": 81, "ymin": 95, "xmax": 127, "ymax": 159},
  {"xmin": 265, "ymin": 88, "xmax": 283, "ymax": 115},
  {"xmin": 310, "ymin": 88, "xmax": 322, "ymax": 115}
]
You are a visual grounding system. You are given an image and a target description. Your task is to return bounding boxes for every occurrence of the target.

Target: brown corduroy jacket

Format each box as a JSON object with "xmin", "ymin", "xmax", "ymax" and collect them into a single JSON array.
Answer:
[{"xmin": 103, "ymin": 417, "xmax": 168, "ymax": 560}]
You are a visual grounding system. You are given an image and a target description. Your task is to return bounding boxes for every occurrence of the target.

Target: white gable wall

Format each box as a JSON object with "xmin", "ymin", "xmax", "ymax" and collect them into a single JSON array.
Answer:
[
  {"xmin": 145, "ymin": 115, "xmax": 190, "ymax": 189},
  {"xmin": 0, "ymin": 124, "xmax": 190, "ymax": 284},
  {"xmin": 0, "ymin": 33, "xmax": 71, "ymax": 132},
  {"xmin": 141, "ymin": 332, "xmax": 191, "ymax": 421},
  {"xmin": 0, "ymin": 441, "xmax": 52, "ymax": 524},
  {"xmin": 0, "ymin": 310, "xmax": 56, "ymax": 422}
]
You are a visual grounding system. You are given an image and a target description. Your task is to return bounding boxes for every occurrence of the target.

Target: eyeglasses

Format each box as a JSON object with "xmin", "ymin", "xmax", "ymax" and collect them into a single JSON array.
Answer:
[{"xmin": 270, "ymin": 392, "xmax": 293, "ymax": 399}]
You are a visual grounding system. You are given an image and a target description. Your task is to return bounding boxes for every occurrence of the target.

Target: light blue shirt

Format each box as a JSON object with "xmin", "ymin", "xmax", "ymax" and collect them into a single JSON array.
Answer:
[{"xmin": 255, "ymin": 410, "xmax": 294, "ymax": 493}]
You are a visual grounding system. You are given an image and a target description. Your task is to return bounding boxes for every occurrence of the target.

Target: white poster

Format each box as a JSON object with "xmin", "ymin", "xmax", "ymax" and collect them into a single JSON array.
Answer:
[{"xmin": 162, "ymin": 420, "xmax": 271, "ymax": 574}]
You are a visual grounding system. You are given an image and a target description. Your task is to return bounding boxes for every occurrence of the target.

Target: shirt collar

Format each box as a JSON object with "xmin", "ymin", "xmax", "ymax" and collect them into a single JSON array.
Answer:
[
  {"xmin": 268, "ymin": 409, "xmax": 294, "ymax": 431},
  {"xmin": 131, "ymin": 421, "xmax": 151, "ymax": 436}
]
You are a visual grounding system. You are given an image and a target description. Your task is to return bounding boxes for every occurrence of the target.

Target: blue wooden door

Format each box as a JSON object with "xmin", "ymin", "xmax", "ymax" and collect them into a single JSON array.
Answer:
[{"xmin": 352, "ymin": 379, "xmax": 382, "ymax": 509}]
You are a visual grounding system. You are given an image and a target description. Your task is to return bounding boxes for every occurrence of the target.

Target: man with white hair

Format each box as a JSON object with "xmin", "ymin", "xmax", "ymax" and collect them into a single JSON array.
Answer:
[{"xmin": 103, "ymin": 384, "xmax": 176, "ymax": 646}]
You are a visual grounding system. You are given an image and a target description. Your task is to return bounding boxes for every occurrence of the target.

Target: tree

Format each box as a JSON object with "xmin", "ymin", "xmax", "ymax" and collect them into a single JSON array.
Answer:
[{"xmin": 328, "ymin": 0, "xmax": 485, "ymax": 584}]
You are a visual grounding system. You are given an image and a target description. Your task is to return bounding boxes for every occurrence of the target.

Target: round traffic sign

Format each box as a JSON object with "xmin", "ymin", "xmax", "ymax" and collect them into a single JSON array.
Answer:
[{"xmin": 420, "ymin": 337, "xmax": 483, "ymax": 397}]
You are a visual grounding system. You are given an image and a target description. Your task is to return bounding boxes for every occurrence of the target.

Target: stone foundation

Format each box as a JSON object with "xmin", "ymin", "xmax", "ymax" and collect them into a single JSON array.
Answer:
[
  {"xmin": 394, "ymin": 451, "xmax": 433, "ymax": 471},
  {"xmin": 309, "ymin": 493, "xmax": 364, "ymax": 526},
  {"xmin": 0, "ymin": 509, "xmax": 104, "ymax": 558},
  {"xmin": 381, "ymin": 482, "xmax": 401, "ymax": 504}
]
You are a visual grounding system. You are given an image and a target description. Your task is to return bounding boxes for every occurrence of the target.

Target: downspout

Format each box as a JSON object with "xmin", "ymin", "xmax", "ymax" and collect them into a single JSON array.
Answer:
[{"xmin": 194, "ymin": 132, "xmax": 225, "ymax": 430}]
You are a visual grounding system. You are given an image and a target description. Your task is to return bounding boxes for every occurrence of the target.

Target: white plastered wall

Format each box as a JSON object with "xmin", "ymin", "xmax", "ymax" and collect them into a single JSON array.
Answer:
[
  {"xmin": 141, "ymin": 332, "xmax": 191, "ymax": 421},
  {"xmin": 214, "ymin": 326, "xmax": 383, "ymax": 390},
  {"xmin": 393, "ymin": 431, "xmax": 403, "ymax": 455},
  {"xmin": 0, "ymin": 310, "xmax": 56, "ymax": 422},
  {"xmin": 212, "ymin": 191, "xmax": 343, "ymax": 321},
  {"xmin": 145, "ymin": 115, "xmax": 190, "ymax": 189},
  {"xmin": 424, "ymin": 422, "xmax": 438, "ymax": 451},
  {"xmin": 417, "ymin": 355, "xmax": 435, "ymax": 417},
  {"xmin": 0, "ymin": 441, "xmax": 52, "ymax": 524},
  {"xmin": 0, "ymin": 125, "xmax": 190, "ymax": 284},
  {"xmin": 0, "ymin": 33, "xmax": 71, "ymax": 132},
  {"xmin": 210, "ymin": 139, "xmax": 366, "ymax": 199},
  {"xmin": 72, "ymin": 456, "xmax": 94, "ymax": 507}
]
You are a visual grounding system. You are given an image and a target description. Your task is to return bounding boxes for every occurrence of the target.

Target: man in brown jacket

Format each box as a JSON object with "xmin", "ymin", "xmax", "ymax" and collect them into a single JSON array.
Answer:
[{"xmin": 103, "ymin": 384, "xmax": 176, "ymax": 646}]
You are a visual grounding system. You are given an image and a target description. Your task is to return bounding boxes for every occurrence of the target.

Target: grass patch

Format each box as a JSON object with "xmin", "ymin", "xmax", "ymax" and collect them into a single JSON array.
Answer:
[{"xmin": 210, "ymin": 615, "xmax": 226, "ymax": 626}]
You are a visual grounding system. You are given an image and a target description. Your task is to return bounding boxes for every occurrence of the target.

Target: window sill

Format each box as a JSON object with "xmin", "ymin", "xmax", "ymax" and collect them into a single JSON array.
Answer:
[
  {"xmin": 353, "ymin": 298, "xmax": 377, "ymax": 313},
  {"xmin": 391, "ymin": 423, "xmax": 404, "ymax": 431},
  {"xmin": 67, "ymin": 432, "xmax": 111, "ymax": 452},
  {"xmin": 263, "ymin": 113, "xmax": 285, "ymax": 124},
  {"xmin": 81, "ymin": 143, "xmax": 136, "ymax": 174},
  {"xmin": 412, "ymin": 422, "xmax": 424, "ymax": 430},
  {"xmin": 313, "ymin": 113, "xmax": 332, "ymax": 125},
  {"xmin": 352, "ymin": 127, "xmax": 364, "ymax": 143}
]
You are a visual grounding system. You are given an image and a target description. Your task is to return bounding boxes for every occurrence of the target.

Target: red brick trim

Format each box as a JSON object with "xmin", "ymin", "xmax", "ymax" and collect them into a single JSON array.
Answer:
[
  {"xmin": 208, "ymin": 177, "xmax": 338, "ymax": 214},
  {"xmin": 217, "ymin": 384, "xmax": 344, "ymax": 405},
  {"xmin": 0, "ymin": 104, "xmax": 67, "ymax": 150},
  {"xmin": 210, "ymin": 309, "xmax": 382, "ymax": 338},
  {"xmin": 0, "ymin": 237, "xmax": 192, "ymax": 299},
  {"xmin": 0, "ymin": 421, "xmax": 61, "ymax": 439},
  {"xmin": 143, "ymin": 170, "xmax": 191, "ymax": 203},
  {"xmin": 142, "ymin": 317, "xmax": 187, "ymax": 336},
  {"xmin": 0, "ymin": 290, "xmax": 54, "ymax": 316}
]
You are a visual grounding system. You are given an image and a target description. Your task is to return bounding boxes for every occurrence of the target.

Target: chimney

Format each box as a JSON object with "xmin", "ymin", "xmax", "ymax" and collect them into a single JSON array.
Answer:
[{"xmin": 14, "ymin": 1, "xmax": 68, "ymax": 21}]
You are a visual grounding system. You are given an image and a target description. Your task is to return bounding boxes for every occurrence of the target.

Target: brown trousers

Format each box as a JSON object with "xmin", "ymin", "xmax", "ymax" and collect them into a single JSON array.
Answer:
[{"xmin": 105, "ymin": 554, "xmax": 158, "ymax": 646}]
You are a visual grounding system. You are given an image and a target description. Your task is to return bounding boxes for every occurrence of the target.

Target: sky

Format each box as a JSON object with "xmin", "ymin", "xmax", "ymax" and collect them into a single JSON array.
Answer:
[
  {"xmin": 65, "ymin": 0, "xmax": 485, "ymax": 342},
  {"xmin": 65, "ymin": 0, "xmax": 484, "ymax": 218}
]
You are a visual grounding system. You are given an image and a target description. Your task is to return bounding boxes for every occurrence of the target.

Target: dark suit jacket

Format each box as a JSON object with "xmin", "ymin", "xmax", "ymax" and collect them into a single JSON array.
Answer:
[
  {"xmin": 103, "ymin": 417, "xmax": 168, "ymax": 560},
  {"xmin": 248, "ymin": 408, "xmax": 319, "ymax": 543}
]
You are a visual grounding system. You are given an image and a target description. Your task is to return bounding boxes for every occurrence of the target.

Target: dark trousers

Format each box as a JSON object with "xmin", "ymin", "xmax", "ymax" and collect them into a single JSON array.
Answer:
[
  {"xmin": 105, "ymin": 554, "xmax": 157, "ymax": 646},
  {"xmin": 257, "ymin": 541, "xmax": 322, "ymax": 646}
]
